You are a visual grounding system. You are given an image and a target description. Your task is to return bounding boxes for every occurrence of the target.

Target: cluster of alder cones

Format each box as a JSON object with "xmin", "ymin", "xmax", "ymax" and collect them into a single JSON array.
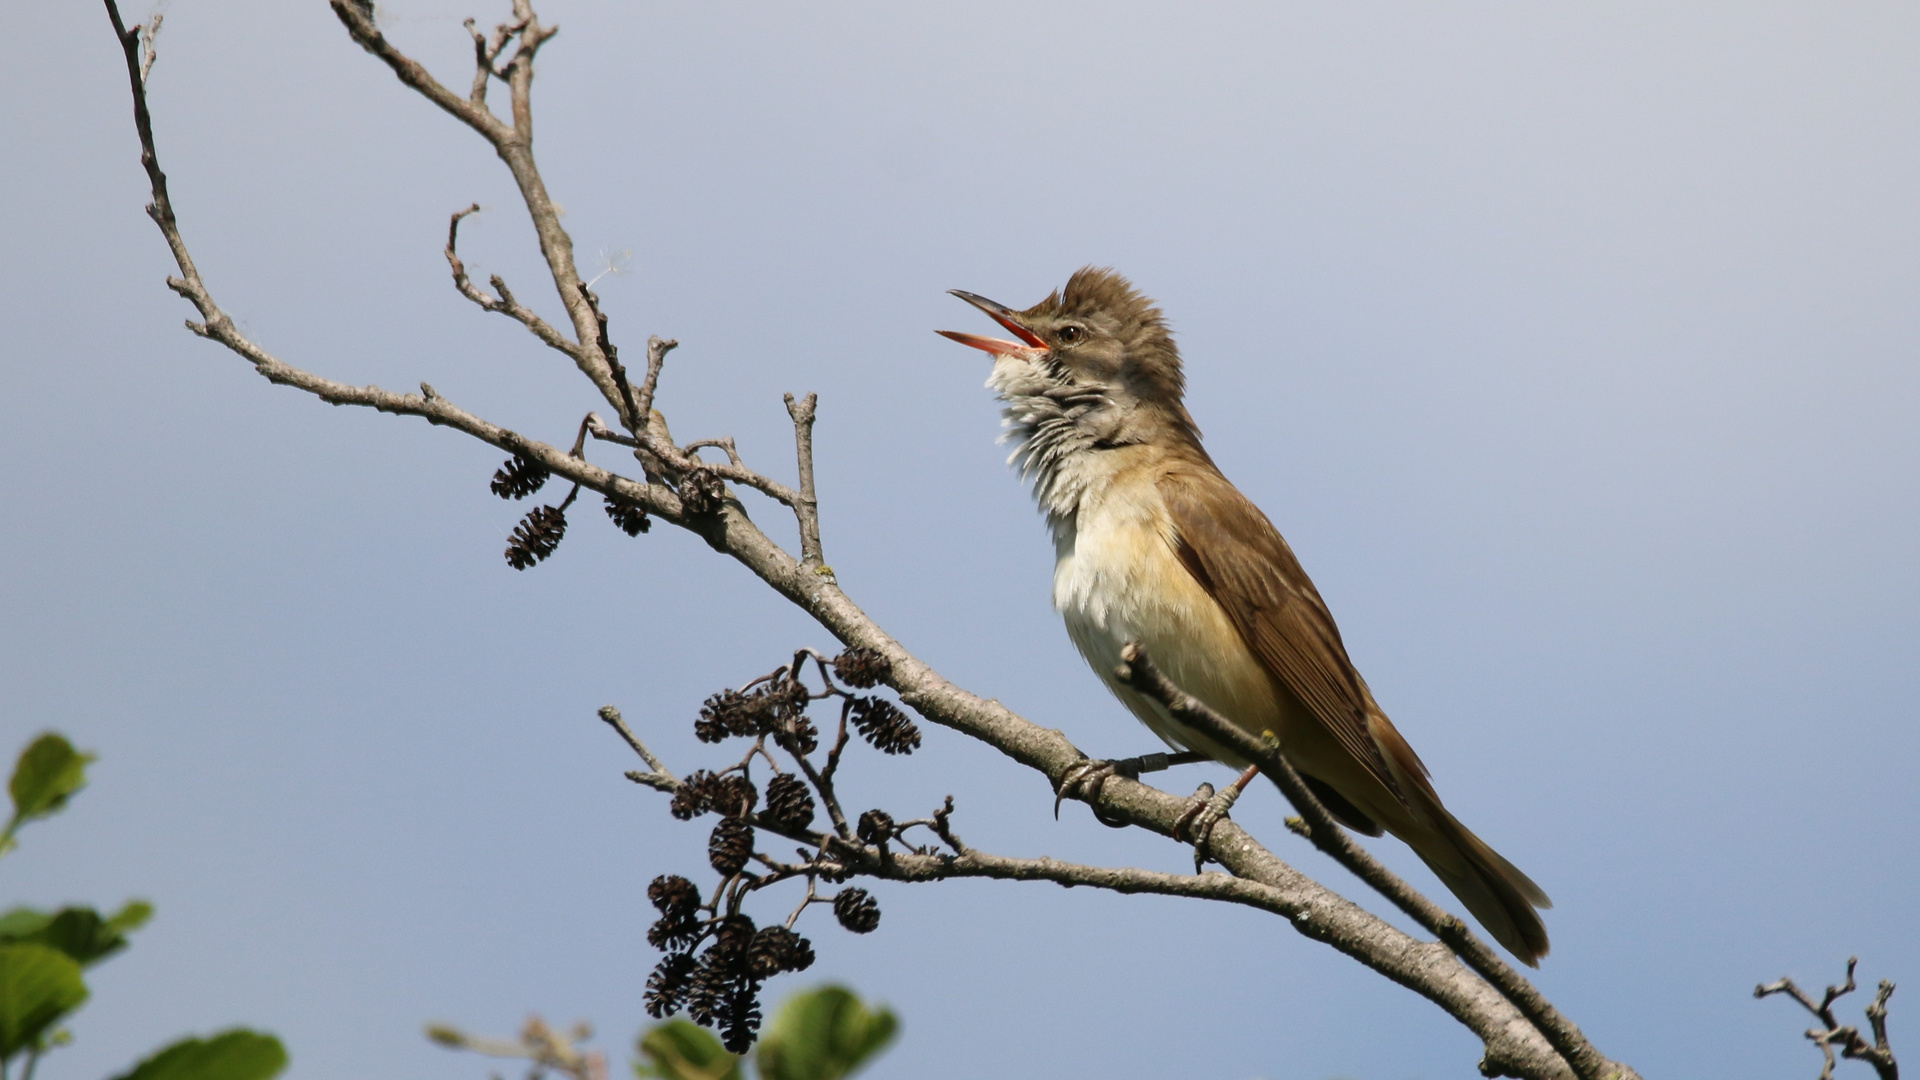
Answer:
[
  {"xmin": 488, "ymin": 452, "xmax": 655, "ymax": 569},
  {"xmin": 640, "ymin": 646, "xmax": 916, "ymax": 1051}
]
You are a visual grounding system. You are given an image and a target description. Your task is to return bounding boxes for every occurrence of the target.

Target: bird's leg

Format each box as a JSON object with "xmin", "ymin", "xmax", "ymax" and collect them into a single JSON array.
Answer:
[
  {"xmin": 1173, "ymin": 764, "xmax": 1261, "ymax": 870},
  {"xmin": 1055, "ymin": 750, "xmax": 1209, "ymax": 825}
]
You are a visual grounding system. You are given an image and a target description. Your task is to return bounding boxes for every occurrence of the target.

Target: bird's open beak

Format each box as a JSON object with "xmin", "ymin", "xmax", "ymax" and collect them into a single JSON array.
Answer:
[{"xmin": 937, "ymin": 289, "xmax": 1047, "ymax": 355}]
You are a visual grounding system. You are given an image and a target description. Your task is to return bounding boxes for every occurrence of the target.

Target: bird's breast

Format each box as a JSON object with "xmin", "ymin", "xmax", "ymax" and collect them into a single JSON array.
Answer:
[{"xmin": 1051, "ymin": 476, "xmax": 1290, "ymax": 762}]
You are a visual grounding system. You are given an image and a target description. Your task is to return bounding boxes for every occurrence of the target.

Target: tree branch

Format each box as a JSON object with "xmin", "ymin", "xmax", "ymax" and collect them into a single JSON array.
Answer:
[
  {"xmin": 444, "ymin": 203, "xmax": 584, "ymax": 360},
  {"xmin": 1758, "ymin": 958, "xmax": 1899, "ymax": 1080},
  {"xmin": 784, "ymin": 393, "xmax": 823, "ymax": 566},
  {"xmin": 330, "ymin": 0, "xmax": 623, "ymax": 416},
  {"xmin": 327, "ymin": 0, "xmax": 508, "ymax": 140}
]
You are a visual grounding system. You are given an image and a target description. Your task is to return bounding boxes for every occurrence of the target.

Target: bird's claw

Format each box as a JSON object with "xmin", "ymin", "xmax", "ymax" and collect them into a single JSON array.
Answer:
[
  {"xmin": 1173, "ymin": 781, "xmax": 1242, "ymax": 872},
  {"xmin": 1054, "ymin": 758, "xmax": 1134, "ymax": 827}
]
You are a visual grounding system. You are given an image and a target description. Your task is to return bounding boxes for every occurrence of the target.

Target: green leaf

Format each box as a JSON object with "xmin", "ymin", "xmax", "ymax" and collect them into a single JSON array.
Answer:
[
  {"xmin": 7, "ymin": 734, "xmax": 93, "ymax": 831},
  {"xmin": 111, "ymin": 1029, "xmax": 288, "ymax": 1080},
  {"xmin": 0, "ymin": 904, "xmax": 151, "ymax": 969},
  {"xmin": 0, "ymin": 943, "xmax": 89, "ymax": 1060},
  {"xmin": 755, "ymin": 986, "xmax": 897, "ymax": 1080},
  {"xmin": 633, "ymin": 1018, "xmax": 740, "ymax": 1080},
  {"xmin": 0, "ymin": 910, "xmax": 55, "ymax": 942},
  {"xmin": 106, "ymin": 900, "xmax": 155, "ymax": 936}
]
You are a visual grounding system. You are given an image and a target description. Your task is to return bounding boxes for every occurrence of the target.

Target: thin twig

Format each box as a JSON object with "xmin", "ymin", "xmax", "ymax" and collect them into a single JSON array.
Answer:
[
  {"xmin": 429, "ymin": 1015, "xmax": 605, "ymax": 1080},
  {"xmin": 683, "ymin": 438, "xmax": 745, "ymax": 467},
  {"xmin": 597, "ymin": 706, "xmax": 675, "ymax": 783},
  {"xmin": 635, "ymin": 335, "xmax": 675, "ymax": 429},
  {"xmin": 590, "ymin": 420, "xmax": 803, "ymax": 509},
  {"xmin": 444, "ymin": 204, "xmax": 584, "ymax": 360},
  {"xmin": 930, "ymin": 795, "xmax": 969, "ymax": 855},
  {"xmin": 330, "ymin": 0, "xmax": 625, "ymax": 416},
  {"xmin": 1758, "ymin": 958, "xmax": 1900, "ymax": 1080},
  {"xmin": 581, "ymin": 290, "xmax": 642, "ymax": 434},
  {"xmin": 461, "ymin": 19, "xmax": 491, "ymax": 104},
  {"xmin": 784, "ymin": 392, "xmax": 823, "ymax": 565},
  {"xmin": 136, "ymin": 13, "xmax": 162, "ymax": 86}
]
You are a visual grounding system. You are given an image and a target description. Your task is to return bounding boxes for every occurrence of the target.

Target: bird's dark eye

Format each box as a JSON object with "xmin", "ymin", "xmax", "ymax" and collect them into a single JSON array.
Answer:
[{"xmin": 1057, "ymin": 325, "xmax": 1084, "ymax": 345}]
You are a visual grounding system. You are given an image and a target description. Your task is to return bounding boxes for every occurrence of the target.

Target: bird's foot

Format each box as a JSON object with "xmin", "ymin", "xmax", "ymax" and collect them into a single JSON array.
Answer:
[
  {"xmin": 1054, "ymin": 751, "xmax": 1205, "ymax": 826},
  {"xmin": 1172, "ymin": 781, "xmax": 1244, "ymax": 872}
]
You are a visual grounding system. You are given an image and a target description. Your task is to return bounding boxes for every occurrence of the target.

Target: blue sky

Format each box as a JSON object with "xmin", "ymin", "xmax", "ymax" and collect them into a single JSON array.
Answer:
[{"xmin": 3, "ymin": 2, "xmax": 1916, "ymax": 1078}]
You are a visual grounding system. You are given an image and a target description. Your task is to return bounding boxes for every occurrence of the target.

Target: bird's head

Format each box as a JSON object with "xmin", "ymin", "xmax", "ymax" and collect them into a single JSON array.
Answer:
[{"xmin": 939, "ymin": 267, "xmax": 1199, "ymax": 453}]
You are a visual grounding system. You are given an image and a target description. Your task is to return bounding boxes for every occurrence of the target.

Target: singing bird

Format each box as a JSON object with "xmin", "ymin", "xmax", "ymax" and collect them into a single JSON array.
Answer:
[{"xmin": 939, "ymin": 267, "xmax": 1552, "ymax": 965}]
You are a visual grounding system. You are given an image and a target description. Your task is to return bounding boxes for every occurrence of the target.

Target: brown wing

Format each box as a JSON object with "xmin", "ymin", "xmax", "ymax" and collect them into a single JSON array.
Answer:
[{"xmin": 1158, "ymin": 465, "xmax": 1404, "ymax": 804}]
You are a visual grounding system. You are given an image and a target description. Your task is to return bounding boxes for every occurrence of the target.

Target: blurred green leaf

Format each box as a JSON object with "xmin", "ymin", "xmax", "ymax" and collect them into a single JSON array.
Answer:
[
  {"xmin": 0, "ymin": 904, "xmax": 152, "ymax": 968},
  {"xmin": 8, "ymin": 733, "xmax": 93, "ymax": 825},
  {"xmin": 107, "ymin": 900, "xmax": 155, "ymax": 935},
  {"xmin": 755, "ymin": 986, "xmax": 897, "ymax": 1080},
  {"xmin": 0, "ymin": 910, "xmax": 54, "ymax": 941},
  {"xmin": 110, "ymin": 1029, "xmax": 288, "ymax": 1080},
  {"xmin": 0, "ymin": 943, "xmax": 89, "ymax": 1060},
  {"xmin": 423, "ymin": 1022, "xmax": 467, "ymax": 1048},
  {"xmin": 634, "ymin": 1018, "xmax": 740, "ymax": 1080}
]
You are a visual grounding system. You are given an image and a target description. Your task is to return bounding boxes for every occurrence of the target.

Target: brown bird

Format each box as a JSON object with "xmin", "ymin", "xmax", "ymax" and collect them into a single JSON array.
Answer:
[{"xmin": 939, "ymin": 267, "xmax": 1552, "ymax": 965}]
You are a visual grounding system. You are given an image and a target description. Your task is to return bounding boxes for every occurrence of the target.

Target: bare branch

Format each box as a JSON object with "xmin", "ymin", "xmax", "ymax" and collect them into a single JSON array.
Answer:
[
  {"xmin": 1758, "ymin": 958, "xmax": 1899, "ymax": 1080},
  {"xmin": 1114, "ymin": 643, "xmax": 1625, "ymax": 1080},
  {"xmin": 136, "ymin": 13, "xmax": 161, "ymax": 86},
  {"xmin": 1869, "ymin": 982, "xmax": 1898, "ymax": 1076},
  {"xmin": 101, "ymin": 0, "xmax": 217, "ymax": 341},
  {"xmin": 598, "ymin": 706, "xmax": 675, "ymax": 784},
  {"xmin": 328, "ymin": 0, "xmax": 507, "ymax": 140},
  {"xmin": 427, "ymin": 1015, "xmax": 605, "ymax": 1080},
  {"xmin": 444, "ymin": 204, "xmax": 583, "ymax": 360},
  {"xmin": 785, "ymin": 392, "xmax": 823, "ymax": 566},
  {"xmin": 460, "ymin": 14, "xmax": 523, "ymax": 107},
  {"xmin": 329, "ymin": 0, "xmax": 624, "ymax": 416},
  {"xmin": 684, "ymin": 438, "xmax": 745, "ymax": 468},
  {"xmin": 635, "ymin": 335, "xmax": 675, "ymax": 432},
  {"xmin": 792, "ymin": 738, "xmax": 852, "ymax": 843},
  {"xmin": 930, "ymin": 795, "xmax": 968, "ymax": 855},
  {"xmin": 581, "ymin": 290, "xmax": 643, "ymax": 435}
]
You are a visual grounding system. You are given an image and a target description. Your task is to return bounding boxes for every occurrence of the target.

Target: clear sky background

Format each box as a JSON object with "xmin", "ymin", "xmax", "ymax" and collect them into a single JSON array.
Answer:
[{"xmin": 4, "ymin": 2, "xmax": 1916, "ymax": 1078}]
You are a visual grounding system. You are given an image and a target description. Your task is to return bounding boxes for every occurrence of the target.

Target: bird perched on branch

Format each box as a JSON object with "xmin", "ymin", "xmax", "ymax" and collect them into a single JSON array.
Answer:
[{"xmin": 940, "ymin": 267, "xmax": 1551, "ymax": 965}]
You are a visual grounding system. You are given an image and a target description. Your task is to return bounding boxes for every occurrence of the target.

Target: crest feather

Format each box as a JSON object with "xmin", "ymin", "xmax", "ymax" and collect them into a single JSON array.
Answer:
[{"xmin": 1023, "ymin": 266, "xmax": 1184, "ymax": 403}]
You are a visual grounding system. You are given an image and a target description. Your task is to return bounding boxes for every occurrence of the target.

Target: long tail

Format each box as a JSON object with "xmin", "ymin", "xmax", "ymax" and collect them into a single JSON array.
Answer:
[
  {"xmin": 1414, "ymin": 809, "xmax": 1553, "ymax": 966},
  {"xmin": 1369, "ymin": 714, "xmax": 1553, "ymax": 966}
]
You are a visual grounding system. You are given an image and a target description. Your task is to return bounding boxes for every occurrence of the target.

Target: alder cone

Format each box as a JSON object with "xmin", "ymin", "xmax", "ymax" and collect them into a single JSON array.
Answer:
[
  {"xmin": 764, "ymin": 773, "xmax": 815, "ymax": 831},
  {"xmin": 708, "ymin": 817, "xmax": 754, "ymax": 875},
  {"xmin": 831, "ymin": 647, "xmax": 891, "ymax": 689},
  {"xmin": 647, "ymin": 910, "xmax": 703, "ymax": 951},
  {"xmin": 670, "ymin": 770, "xmax": 720, "ymax": 819},
  {"xmin": 848, "ymin": 697, "xmax": 920, "ymax": 755},
  {"xmin": 491, "ymin": 454, "xmax": 549, "ymax": 499},
  {"xmin": 833, "ymin": 888, "xmax": 880, "ymax": 933},
  {"xmin": 605, "ymin": 493, "xmax": 651, "ymax": 535},
  {"xmin": 505, "ymin": 504, "xmax": 567, "ymax": 569},
  {"xmin": 711, "ymin": 773, "xmax": 757, "ymax": 818},
  {"xmin": 856, "ymin": 809, "xmax": 894, "ymax": 845},
  {"xmin": 696, "ymin": 689, "xmax": 763, "ymax": 743},
  {"xmin": 678, "ymin": 467, "xmax": 728, "ymax": 516},
  {"xmin": 747, "ymin": 925, "xmax": 815, "ymax": 978},
  {"xmin": 648, "ymin": 874, "xmax": 699, "ymax": 918},
  {"xmin": 718, "ymin": 985, "xmax": 762, "ymax": 1053},
  {"xmin": 707, "ymin": 913, "xmax": 757, "ymax": 962},
  {"xmin": 644, "ymin": 951, "xmax": 696, "ymax": 1018}
]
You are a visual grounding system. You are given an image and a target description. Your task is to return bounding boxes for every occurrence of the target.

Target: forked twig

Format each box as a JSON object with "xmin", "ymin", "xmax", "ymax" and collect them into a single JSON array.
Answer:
[{"xmin": 1758, "ymin": 958, "xmax": 1899, "ymax": 1080}]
